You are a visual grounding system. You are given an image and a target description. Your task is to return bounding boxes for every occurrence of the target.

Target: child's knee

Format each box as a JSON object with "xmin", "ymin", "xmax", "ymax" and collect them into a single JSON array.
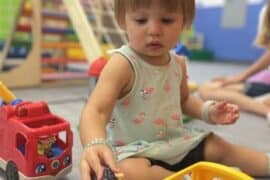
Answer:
[
  {"xmin": 204, "ymin": 134, "xmax": 231, "ymax": 162},
  {"xmin": 118, "ymin": 159, "xmax": 136, "ymax": 175},
  {"xmin": 117, "ymin": 158, "xmax": 151, "ymax": 178}
]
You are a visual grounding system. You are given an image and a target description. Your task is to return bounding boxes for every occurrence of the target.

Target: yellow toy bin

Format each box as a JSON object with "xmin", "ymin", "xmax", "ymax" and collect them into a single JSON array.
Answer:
[{"xmin": 164, "ymin": 161, "xmax": 254, "ymax": 180}]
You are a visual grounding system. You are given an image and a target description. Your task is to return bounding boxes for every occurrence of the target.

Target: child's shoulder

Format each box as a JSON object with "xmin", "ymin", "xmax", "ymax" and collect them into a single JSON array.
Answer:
[
  {"xmin": 172, "ymin": 53, "xmax": 188, "ymax": 66},
  {"xmin": 106, "ymin": 53, "xmax": 132, "ymax": 72},
  {"xmin": 110, "ymin": 52, "xmax": 127, "ymax": 61}
]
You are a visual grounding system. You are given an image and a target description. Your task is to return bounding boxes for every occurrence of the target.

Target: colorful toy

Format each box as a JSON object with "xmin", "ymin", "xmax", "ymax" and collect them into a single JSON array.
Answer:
[
  {"xmin": 0, "ymin": 83, "xmax": 73, "ymax": 179},
  {"xmin": 91, "ymin": 165, "xmax": 117, "ymax": 180},
  {"xmin": 174, "ymin": 43, "xmax": 191, "ymax": 57},
  {"xmin": 87, "ymin": 57, "xmax": 108, "ymax": 95},
  {"xmin": 0, "ymin": 81, "xmax": 22, "ymax": 105},
  {"xmin": 188, "ymin": 81, "xmax": 198, "ymax": 93},
  {"xmin": 91, "ymin": 165, "xmax": 124, "ymax": 180},
  {"xmin": 37, "ymin": 135, "xmax": 57, "ymax": 158},
  {"xmin": 0, "ymin": 81, "xmax": 16, "ymax": 103},
  {"xmin": 164, "ymin": 161, "xmax": 253, "ymax": 180}
]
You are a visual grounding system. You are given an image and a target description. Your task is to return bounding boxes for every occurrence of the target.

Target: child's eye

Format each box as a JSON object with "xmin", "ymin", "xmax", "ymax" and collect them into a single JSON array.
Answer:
[
  {"xmin": 135, "ymin": 19, "xmax": 147, "ymax": 24},
  {"xmin": 161, "ymin": 18, "xmax": 174, "ymax": 24}
]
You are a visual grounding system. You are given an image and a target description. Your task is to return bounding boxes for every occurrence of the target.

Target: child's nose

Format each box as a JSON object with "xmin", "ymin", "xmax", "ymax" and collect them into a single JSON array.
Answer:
[{"xmin": 148, "ymin": 21, "xmax": 162, "ymax": 36}]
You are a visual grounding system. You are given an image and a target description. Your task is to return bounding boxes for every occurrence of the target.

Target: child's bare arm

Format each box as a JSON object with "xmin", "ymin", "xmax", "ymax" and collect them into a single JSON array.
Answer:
[
  {"xmin": 80, "ymin": 54, "xmax": 132, "ymax": 145},
  {"xmin": 80, "ymin": 54, "xmax": 133, "ymax": 179},
  {"xmin": 177, "ymin": 56, "xmax": 239, "ymax": 124},
  {"xmin": 176, "ymin": 56, "xmax": 204, "ymax": 119}
]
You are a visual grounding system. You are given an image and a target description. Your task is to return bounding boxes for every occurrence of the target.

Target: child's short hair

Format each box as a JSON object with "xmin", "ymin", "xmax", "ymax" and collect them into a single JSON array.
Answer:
[
  {"xmin": 113, "ymin": 0, "xmax": 195, "ymax": 29},
  {"xmin": 255, "ymin": 1, "xmax": 270, "ymax": 48}
]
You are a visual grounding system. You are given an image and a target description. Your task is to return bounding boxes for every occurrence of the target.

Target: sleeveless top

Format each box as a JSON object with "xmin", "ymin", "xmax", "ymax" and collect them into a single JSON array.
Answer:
[{"xmin": 108, "ymin": 45, "xmax": 209, "ymax": 165}]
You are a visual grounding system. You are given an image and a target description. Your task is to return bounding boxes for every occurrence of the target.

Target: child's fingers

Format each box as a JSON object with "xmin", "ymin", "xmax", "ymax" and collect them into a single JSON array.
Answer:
[
  {"xmin": 228, "ymin": 106, "xmax": 240, "ymax": 117},
  {"xmin": 89, "ymin": 154, "xmax": 103, "ymax": 180},
  {"xmin": 82, "ymin": 148, "xmax": 103, "ymax": 180},
  {"xmin": 222, "ymin": 113, "xmax": 239, "ymax": 124},
  {"xmin": 233, "ymin": 113, "xmax": 240, "ymax": 121},
  {"xmin": 102, "ymin": 148, "xmax": 125, "ymax": 179},
  {"xmin": 80, "ymin": 159, "xmax": 91, "ymax": 180},
  {"xmin": 102, "ymin": 148, "xmax": 120, "ymax": 173},
  {"xmin": 227, "ymin": 103, "xmax": 239, "ymax": 111},
  {"xmin": 228, "ymin": 113, "xmax": 239, "ymax": 123},
  {"xmin": 218, "ymin": 102, "xmax": 239, "ymax": 114},
  {"xmin": 216, "ymin": 101, "xmax": 227, "ymax": 111},
  {"xmin": 225, "ymin": 105, "xmax": 238, "ymax": 114}
]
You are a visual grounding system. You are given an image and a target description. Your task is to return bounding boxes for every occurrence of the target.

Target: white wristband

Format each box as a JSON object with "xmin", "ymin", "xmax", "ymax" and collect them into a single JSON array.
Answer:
[
  {"xmin": 84, "ymin": 138, "xmax": 112, "ymax": 149},
  {"xmin": 201, "ymin": 100, "xmax": 216, "ymax": 124}
]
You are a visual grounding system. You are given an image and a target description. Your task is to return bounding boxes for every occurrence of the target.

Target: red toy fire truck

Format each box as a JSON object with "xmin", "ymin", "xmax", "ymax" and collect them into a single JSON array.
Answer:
[{"xmin": 0, "ymin": 101, "xmax": 73, "ymax": 179}]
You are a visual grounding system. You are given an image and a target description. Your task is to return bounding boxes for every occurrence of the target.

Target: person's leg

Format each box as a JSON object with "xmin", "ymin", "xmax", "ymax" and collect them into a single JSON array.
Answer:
[
  {"xmin": 255, "ymin": 93, "xmax": 270, "ymax": 106},
  {"xmin": 263, "ymin": 95, "xmax": 270, "ymax": 106},
  {"xmin": 201, "ymin": 81, "xmax": 245, "ymax": 92},
  {"xmin": 117, "ymin": 158, "xmax": 172, "ymax": 180},
  {"xmin": 204, "ymin": 134, "xmax": 268, "ymax": 176},
  {"xmin": 199, "ymin": 81, "xmax": 270, "ymax": 117}
]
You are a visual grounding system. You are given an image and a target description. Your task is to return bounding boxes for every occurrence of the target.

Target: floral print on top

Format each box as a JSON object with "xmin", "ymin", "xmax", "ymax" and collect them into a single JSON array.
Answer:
[{"xmin": 108, "ymin": 45, "xmax": 210, "ymax": 165}]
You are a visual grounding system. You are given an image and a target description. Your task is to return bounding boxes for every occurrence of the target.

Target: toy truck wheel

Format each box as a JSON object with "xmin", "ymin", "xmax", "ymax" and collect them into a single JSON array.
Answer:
[{"xmin": 6, "ymin": 161, "xmax": 19, "ymax": 180}]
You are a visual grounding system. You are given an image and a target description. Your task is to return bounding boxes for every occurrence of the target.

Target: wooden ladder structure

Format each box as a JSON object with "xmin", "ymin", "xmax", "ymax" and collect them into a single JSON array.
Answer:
[
  {"xmin": 0, "ymin": 0, "xmax": 41, "ymax": 88},
  {"xmin": 0, "ymin": 0, "xmax": 127, "ymax": 87},
  {"xmin": 62, "ymin": 0, "xmax": 127, "ymax": 64}
]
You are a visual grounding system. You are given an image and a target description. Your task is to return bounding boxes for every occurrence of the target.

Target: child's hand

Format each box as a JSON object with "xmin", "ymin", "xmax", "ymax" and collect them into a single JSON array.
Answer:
[
  {"xmin": 80, "ymin": 144, "xmax": 120, "ymax": 180},
  {"xmin": 208, "ymin": 101, "xmax": 239, "ymax": 125}
]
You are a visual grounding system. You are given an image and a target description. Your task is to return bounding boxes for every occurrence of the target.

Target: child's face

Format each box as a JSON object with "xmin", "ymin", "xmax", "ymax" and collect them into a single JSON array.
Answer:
[{"xmin": 124, "ymin": 2, "xmax": 183, "ymax": 61}]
